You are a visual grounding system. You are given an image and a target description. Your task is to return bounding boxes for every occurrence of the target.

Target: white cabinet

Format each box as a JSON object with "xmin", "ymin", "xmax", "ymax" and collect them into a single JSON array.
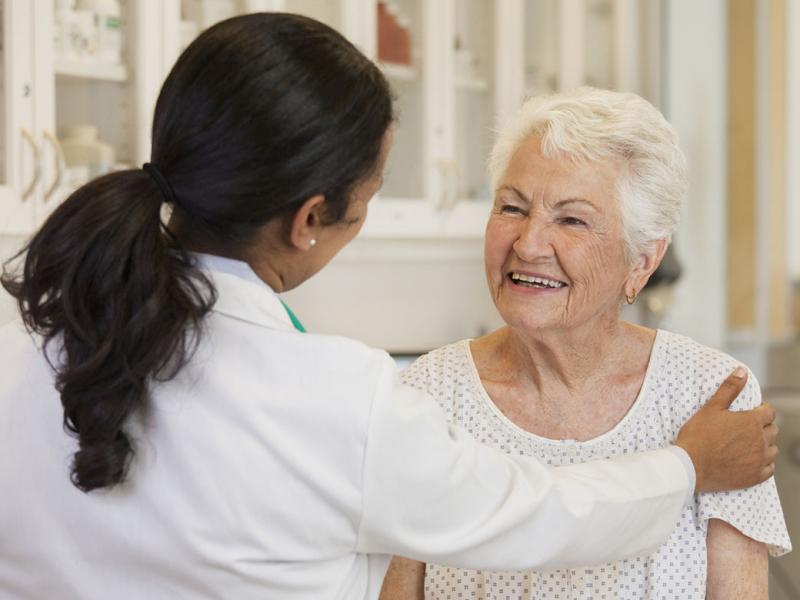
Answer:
[
  {"xmin": 365, "ymin": 0, "xmax": 507, "ymax": 239},
  {"xmin": 359, "ymin": 0, "xmax": 655, "ymax": 239},
  {"xmin": 166, "ymin": 1, "xmax": 540, "ymax": 239},
  {"xmin": 0, "ymin": 0, "xmax": 654, "ymax": 238},
  {"xmin": 1, "ymin": 1, "xmax": 39, "ymax": 234},
  {"xmin": 0, "ymin": 0, "xmax": 172, "ymax": 235},
  {"xmin": 523, "ymin": 0, "xmax": 661, "ymax": 102}
]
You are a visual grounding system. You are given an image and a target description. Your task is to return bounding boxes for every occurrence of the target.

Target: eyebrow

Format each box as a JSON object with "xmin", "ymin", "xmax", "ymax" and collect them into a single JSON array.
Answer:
[
  {"xmin": 554, "ymin": 198, "xmax": 600, "ymax": 212},
  {"xmin": 496, "ymin": 186, "xmax": 600, "ymax": 212},
  {"xmin": 496, "ymin": 185, "xmax": 530, "ymax": 203}
]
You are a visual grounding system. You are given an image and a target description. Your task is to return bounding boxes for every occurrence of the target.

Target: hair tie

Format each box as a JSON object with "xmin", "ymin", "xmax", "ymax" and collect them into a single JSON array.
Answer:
[{"xmin": 142, "ymin": 163, "xmax": 178, "ymax": 206}]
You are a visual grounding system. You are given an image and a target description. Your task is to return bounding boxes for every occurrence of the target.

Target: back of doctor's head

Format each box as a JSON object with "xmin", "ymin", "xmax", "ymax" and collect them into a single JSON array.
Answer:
[{"xmin": 1, "ymin": 13, "xmax": 393, "ymax": 492}]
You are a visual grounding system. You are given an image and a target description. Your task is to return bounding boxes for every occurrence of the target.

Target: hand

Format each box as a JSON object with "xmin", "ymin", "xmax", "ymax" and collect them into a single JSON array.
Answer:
[{"xmin": 675, "ymin": 367, "xmax": 778, "ymax": 493}]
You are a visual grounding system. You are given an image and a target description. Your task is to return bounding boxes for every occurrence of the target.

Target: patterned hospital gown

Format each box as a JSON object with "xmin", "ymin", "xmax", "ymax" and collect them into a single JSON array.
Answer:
[{"xmin": 400, "ymin": 329, "xmax": 791, "ymax": 600}]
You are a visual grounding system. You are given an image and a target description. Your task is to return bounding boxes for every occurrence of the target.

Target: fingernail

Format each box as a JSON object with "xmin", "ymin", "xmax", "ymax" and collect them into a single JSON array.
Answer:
[{"xmin": 733, "ymin": 366, "xmax": 746, "ymax": 379}]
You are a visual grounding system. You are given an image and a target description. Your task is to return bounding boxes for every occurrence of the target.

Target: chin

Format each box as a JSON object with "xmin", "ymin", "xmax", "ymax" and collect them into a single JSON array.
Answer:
[{"xmin": 497, "ymin": 309, "xmax": 561, "ymax": 335}]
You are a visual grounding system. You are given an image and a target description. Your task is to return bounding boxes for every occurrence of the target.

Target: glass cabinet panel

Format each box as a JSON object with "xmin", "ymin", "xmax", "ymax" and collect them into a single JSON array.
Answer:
[
  {"xmin": 283, "ymin": 0, "xmax": 342, "ymax": 30},
  {"xmin": 0, "ymin": 2, "xmax": 6, "ymax": 184},
  {"xmin": 524, "ymin": 0, "xmax": 616, "ymax": 93},
  {"xmin": 179, "ymin": 1, "xmax": 344, "ymax": 55},
  {"xmin": 377, "ymin": 0, "xmax": 424, "ymax": 200},
  {"xmin": 584, "ymin": 0, "xmax": 613, "ymax": 88},
  {"xmin": 524, "ymin": 0, "xmax": 559, "ymax": 95},
  {"xmin": 53, "ymin": 0, "xmax": 133, "ymax": 193},
  {"xmin": 179, "ymin": 0, "xmax": 241, "ymax": 53},
  {"xmin": 454, "ymin": 0, "xmax": 494, "ymax": 202}
]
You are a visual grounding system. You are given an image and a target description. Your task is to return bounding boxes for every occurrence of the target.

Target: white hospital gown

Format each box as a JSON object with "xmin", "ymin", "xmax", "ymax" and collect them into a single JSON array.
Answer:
[{"xmin": 401, "ymin": 329, "xmax": 791, "ymax": 600}]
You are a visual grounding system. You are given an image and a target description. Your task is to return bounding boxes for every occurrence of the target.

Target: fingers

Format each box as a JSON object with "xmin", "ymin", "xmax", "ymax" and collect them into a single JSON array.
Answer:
[
  {"xmin": 755, "ymin": 402, "xmax": 777, "ymax": 427},
  {"xmin": 706, "ymin": 367, "xmax": 748, "ymax": 409},
  {"xmin": 763, "ymin": 422, "xmax": 779, "ymax": 447},
  {"xmin": 759, "ymin": 463, "xmax": 776, "ymax": 482},
  {"xmin": 765, "ymin": 444, "xmax": 779, "ymax": 464}
]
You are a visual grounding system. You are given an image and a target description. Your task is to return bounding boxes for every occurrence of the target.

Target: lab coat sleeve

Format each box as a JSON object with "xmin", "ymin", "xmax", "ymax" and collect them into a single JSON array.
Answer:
[{"xmin": 355, "ymin": 355, "xmax": 693, "ymax": 571}]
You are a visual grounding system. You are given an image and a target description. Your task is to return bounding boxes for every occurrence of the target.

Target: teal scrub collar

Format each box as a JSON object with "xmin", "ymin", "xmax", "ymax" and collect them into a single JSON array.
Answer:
[{"xmin": 280, "ymin": 300, "xmax": 306, "ymax": 333}]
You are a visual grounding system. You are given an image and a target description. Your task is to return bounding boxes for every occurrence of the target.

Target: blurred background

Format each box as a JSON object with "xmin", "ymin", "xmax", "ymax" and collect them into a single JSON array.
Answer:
[{"xmin": 0, "ymin": 0, "xmax": 797, "ymax": 595}]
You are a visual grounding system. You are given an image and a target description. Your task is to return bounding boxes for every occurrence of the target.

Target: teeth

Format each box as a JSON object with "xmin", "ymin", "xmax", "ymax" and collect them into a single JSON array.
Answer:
[{"xmin": 510, "ymin": 273, "xmax": 566, "ymax": 288}]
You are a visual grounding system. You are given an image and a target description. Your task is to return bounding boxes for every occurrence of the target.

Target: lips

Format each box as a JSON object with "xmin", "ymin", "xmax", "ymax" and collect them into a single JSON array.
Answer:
[{"xmin": 509, "ymin": 272, "xmax": 568, "ymax": 289}]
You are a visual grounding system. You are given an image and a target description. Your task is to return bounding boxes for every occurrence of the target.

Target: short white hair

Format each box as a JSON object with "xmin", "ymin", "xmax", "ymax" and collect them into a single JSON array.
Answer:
[{"xmin": 489, "ymin": 87, "xmax": 688, "ymax": 258}]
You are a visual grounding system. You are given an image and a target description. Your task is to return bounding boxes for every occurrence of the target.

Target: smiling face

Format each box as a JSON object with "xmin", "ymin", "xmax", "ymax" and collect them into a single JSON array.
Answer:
[{"xmin": 485, "ymin": 135, "xmax": 641, "ymax": 334}]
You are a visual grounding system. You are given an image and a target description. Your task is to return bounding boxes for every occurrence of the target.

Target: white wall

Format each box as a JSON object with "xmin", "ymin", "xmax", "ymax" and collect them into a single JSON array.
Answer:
[
  {"xmin": 661, "ymin": 0, "xmax": 728, "ymax": 351},
  {"xmin": 0, "ymin": 235, "xmax": 26, "ymax": 325}
]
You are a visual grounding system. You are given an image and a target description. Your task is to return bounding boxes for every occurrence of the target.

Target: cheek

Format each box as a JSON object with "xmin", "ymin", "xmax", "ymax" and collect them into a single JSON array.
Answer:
[
  {"xmin": 484, "ymin": 221, "xmax": 515, "ymax": 282},
  {"xmin": 562, "ymin": 234, "xmax": 628, "ymax": 296},
  {"xmin": 484, "ymin": 218, "xmax": 517, "ymax": 258}
]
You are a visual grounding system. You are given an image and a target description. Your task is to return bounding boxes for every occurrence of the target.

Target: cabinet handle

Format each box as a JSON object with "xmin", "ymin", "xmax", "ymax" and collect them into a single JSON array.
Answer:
[
  {"xmin": 435, "ymin": 159, "xmax": 459, "ymax": 211},
  {"xmin": 435, "ymin": 159, "xmax": 457, "ymax": 211},
  {"xmin": 448, "ymin": 161, "xmax": 460, "ymax": 209},
  {"xmin": 21, "ymin": 128, "xmax": 42, "ymax": 202},
  {"xmin": 43, "ymin": 130, "xmax": 66, "ymax": 202}
]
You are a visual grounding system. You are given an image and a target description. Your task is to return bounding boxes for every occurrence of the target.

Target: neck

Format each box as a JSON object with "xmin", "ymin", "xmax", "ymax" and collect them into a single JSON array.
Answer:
[
  {"xmin": 169, "ymin": 214, "xmax": 294, "ymax": 292},
  {"xmin": 503, "ymin": 312, "xmax": 628, "ymax": 392}
]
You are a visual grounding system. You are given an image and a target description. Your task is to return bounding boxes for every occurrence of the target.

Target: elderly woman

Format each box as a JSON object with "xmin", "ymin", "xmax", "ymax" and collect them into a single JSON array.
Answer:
[{"xmin": 380, "ymin": 88, "xmax": 790, "ymax": 600}]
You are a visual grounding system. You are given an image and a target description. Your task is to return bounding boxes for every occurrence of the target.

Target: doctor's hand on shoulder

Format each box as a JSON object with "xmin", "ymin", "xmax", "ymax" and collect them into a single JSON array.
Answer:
[{"xmin": 676, "ymin": 367, "xmax": 778, "ymax": 492}]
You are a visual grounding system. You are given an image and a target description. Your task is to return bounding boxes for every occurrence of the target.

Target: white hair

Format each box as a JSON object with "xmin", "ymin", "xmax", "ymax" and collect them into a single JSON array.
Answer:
[{"xmin": 489, "ymin": 87, "xmax": 688, "ymax": 258}]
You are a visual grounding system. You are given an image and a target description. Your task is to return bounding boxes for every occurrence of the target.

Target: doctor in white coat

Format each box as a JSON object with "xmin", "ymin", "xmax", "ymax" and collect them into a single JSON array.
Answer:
[{"xmin": 0, "ymin": 13, "xmax": 778, "ymax": 600}]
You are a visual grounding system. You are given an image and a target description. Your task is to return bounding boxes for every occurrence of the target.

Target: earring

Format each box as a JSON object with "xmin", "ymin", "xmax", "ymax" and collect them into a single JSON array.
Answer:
[
  {"xmin": 625, "ymin": 289, "xmax": 638, "ymax": 305},
  {"xmin": 309, "ymin": 239, "xmax": 316, "ymax": 248}
]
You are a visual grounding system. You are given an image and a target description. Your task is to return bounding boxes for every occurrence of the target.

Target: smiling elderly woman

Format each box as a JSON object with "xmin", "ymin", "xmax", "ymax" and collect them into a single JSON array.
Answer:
[{"xmin": 379, "ymin": 88, "xmax": 791, "ymax": 600}]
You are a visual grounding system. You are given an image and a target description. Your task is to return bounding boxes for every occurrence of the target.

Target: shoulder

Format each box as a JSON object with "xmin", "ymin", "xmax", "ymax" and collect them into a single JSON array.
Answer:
[
  {"xmin": 400, "ymin": 340, "xmax": 471, "ymax": 389},
  {"xmin": 298, "ymin": 332, "xmax": 398, "ymax": 387},
  {"xmin": 656, "ymin": 329, "xmax": 761, "ymax": 412},
  {"xmin": 400, "ymin": 340, "xmax": 475, "ymax": 418}
]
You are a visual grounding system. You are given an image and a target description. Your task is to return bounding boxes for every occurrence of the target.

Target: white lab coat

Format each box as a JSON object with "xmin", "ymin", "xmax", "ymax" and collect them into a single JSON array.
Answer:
[{"xmin": 0, "ymin": 255, "xmax": 694, "ymax": 599}]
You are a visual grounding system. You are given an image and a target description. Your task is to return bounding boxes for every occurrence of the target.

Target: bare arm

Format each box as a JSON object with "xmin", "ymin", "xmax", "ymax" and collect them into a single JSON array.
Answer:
[
  {"xmin": 379, "ymin": 557, "xmax": 425, "ymax": 600},
  {"xmin": 706, "ymin": 518, "xmax": 768, "ymax": 600}
]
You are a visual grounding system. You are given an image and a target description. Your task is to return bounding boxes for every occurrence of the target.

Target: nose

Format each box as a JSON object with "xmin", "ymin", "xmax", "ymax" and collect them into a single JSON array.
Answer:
[{"xmin": 512, "ymin": 213, "xmax": 556, "ymax": 262}]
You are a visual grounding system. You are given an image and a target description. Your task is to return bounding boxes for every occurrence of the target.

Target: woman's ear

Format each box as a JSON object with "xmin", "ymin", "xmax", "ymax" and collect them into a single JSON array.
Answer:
[
  {"xmin": 289, "ymin": 194, "xmax": 326, "ymax": 251},
  {"xmin": 625, "ymin": 238, "xmax": 669, "ymax": 298}
]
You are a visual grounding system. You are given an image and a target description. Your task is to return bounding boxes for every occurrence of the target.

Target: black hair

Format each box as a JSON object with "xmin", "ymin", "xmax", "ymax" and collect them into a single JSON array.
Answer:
[{"xmin": 1, "ymin": 13, "xmax": 394, "ymax": 492}]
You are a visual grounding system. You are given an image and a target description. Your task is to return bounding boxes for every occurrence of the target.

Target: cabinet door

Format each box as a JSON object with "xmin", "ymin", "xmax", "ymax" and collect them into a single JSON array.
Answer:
[
  {"xmin": 584, "ymin": 0, "xmax": 614, "ymax": 89},
  {"xmin": 376, "ymin": 0, "xmax": 429, "ymax": 205},
  {"xmin": 176, "ymin": 0, "xmax": 347, "ymax": 53},
  {"xmin": 38, "ymin": 0, "xmax": 159, "ymax": 225},
  {"xmin": 523, "ymin": 0, "xmax": 560, "ymax": 95},
  {"xmin": 0, "ymin": 1, "xmax": 38, "ymax": 234},
  {"xmin": 453, "ymin": 0, "xmax": 494, "ymax": 205},
  {"xmin": 523, "ymin": 0, "xmax": 647, "ymax": 97},
  {"xmin": 281, "ymin": 0, "xmax": 343, "ymax": 29},
  {"xmin": 442, "ymin": 0, "xmax": 510, "ymax": 237},
  {"xmin": 363, "ymin": 0, "xmax": 448, "ymax": 238}
]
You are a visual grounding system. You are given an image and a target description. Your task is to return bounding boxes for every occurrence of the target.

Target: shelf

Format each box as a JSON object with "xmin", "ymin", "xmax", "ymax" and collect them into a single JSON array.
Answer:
[
  {"xmin": 379, "ymin": 62, "xmax": 418, "ymax": 82},
  {"xmin": 55, "ymin": 60, "xmax": 128, "ymax": 83},
  {"xmin": 455, "ymin": 77, "xmax": 489, "ymax": 92}
]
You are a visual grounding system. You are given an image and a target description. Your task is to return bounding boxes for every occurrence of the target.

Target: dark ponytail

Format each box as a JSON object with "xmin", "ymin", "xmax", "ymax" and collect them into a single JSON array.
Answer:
[
  {"xmin": 2, "ymin": 171, "xmax": 215, "ymax": 491},
  {"xmin": 1, "ymin": 13, "xmax": 393, "ymax": 491}
]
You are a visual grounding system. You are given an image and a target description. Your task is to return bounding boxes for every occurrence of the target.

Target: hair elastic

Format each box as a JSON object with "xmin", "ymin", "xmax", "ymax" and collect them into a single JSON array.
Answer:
[{"xmin": 142, "ymin": 162, "xmax": 178, "ymax": 206}]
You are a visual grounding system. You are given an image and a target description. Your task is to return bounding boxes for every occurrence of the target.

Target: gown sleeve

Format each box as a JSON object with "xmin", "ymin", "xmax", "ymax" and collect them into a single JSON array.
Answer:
[
  {"xmin": 355, "ymin": 354, "xmax": 695, "ymax": 571},
  {"xmin": 696, "ymin": 372, "xmax": 791, "ymax": 557}
]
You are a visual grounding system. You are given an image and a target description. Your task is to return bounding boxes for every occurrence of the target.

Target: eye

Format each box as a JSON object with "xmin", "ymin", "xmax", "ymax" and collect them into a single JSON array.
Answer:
[
  {"xmin": 498, "ymin": 204, "xmax": 524, "ymax": 215},
  {"xmin": 560, "ymin": 216, "xmax": 587, "ymax": 226}
]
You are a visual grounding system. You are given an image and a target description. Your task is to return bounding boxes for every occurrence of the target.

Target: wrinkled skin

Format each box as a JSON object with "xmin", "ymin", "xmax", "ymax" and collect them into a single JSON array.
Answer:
[{"xmin": 484, "ymin": 135, "xmax": 660, "ymax": 338}]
